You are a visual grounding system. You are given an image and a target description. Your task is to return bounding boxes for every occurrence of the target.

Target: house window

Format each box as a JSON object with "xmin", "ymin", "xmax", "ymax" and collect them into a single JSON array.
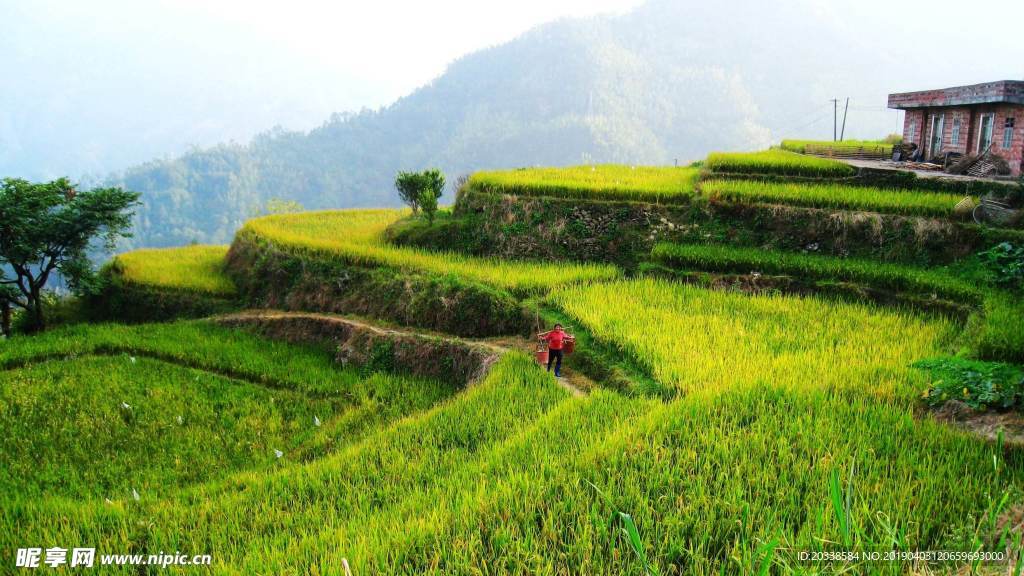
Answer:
[
  {"xmin": 908, "ymin": 119, "xmax": 917, "ymax": 143},
  {"xmin": 951, "ymin": 113, "xmax": 961, "ymax": 147},
  {"xmin": 1004, "ymin": 118, "xmax": 1016, "ymax": 149}
]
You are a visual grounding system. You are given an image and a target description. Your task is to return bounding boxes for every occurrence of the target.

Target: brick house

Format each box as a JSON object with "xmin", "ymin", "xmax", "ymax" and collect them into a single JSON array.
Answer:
[{"xmin": 888, "ymin": 80, "xmax": 1024, "ymax": 176}]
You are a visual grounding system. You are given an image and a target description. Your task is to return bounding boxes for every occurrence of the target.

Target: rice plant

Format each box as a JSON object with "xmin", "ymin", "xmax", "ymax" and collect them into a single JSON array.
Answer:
[
  {"xmin": 469, "ymin": 165, "xmax": 700, "ymax": 204},
  {"xmin": 651, "ymin": 242, "xmax": 1024, "ymax": 363},
  {"xmin": 704, "ymin": 150, "xmax": 856, "ymax": 178},
  {"xmin": 0, "ymin": 320, "xmax": 452, "ymax": 503},
  {"xmin": 651, "ymin": 242, "xmax": 981, "ymax": 302},
  {"xmin": 549, "ymin": 278, "xmax": 956, "ymax": 396},
  {"xmin": 779, "ymin": 139, "xmax": 893, "ymax": 155},
  {"xmin": 110, "ymin": 245, "xmax": 235, "ymax": 296},
  {"xmin": 3, "ymin": 297, "xmax": 1018, "ymax": 573},
  {"xmin": 701, "ymin": 178, "xmax": 967, "ymax": 218},
  {"xmin": 240, "ymin": 209, "xmax": 619, "ymax": 293}
]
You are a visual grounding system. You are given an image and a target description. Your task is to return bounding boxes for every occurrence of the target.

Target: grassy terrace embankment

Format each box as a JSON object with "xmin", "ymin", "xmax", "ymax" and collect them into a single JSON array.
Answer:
[
  {"xmin": 455, "ymin": 162, "xmax": 1022, "ymax": 267},
  {"xmin": 238, "ymin": 209, "xmax": 616, "ymax": 292},
  {"xmin": 225, "ymin": 209, "xmax": 617, "ymax": 336},
  {"xmin": 109, "ymin": 245, "xmax": 235, "ymax": 296},
  {"xmin": 96, "ymin": 245, "xmax": 238, "ymax": 321}
]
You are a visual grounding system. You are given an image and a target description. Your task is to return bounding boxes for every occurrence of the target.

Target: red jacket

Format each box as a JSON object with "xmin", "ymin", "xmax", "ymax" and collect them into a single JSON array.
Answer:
[{"xmin": 543, "ymin": 329, "xmax": 567, "ymax": 351}]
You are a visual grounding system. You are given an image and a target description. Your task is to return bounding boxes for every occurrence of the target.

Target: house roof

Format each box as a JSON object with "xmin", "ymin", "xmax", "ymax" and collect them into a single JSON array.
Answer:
[{"xmin": 888, "ymin": 80, "xmax": 1024, "ymax": 109}]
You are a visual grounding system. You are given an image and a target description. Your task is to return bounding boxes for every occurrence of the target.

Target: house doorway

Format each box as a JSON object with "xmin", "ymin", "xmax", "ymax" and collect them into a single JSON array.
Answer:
[
  {"xmin": 977, "ymin": 113, "xmax": 995, "ymax": 153},
  {"xmin": 929, "ymin": 114, "xmax": 944, "ymax": 157}
]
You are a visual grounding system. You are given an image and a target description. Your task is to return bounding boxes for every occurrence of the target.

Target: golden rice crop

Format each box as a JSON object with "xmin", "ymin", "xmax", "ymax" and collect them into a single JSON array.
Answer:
[
  {"xmin": 6, "ymin": 301, "xmax": 1009, "ymax": 574},
  {"xmin": 705, "ymin": 150, "xmax": 856, "ymax": 178},
  {"xmin": 469, "ymin": 165, "xmax": 700, "ymax": 203},
  {"xmin": 111, "ymin": 245, "xmax": 235, "ymax": 296},
  {"xmin": 779, "ymin": 139, "xmax": 893, "ymax": 155},
  {"xmin": 550, "ymin": 278, "xmax": 955, "ymax": 398},
  {"xmin": 701, "ymin": 178, "xmax": 966, "ymax": 217},
  {"xmin": 241, "ymin": 209, "xmax": 619, "ymax": 292}
]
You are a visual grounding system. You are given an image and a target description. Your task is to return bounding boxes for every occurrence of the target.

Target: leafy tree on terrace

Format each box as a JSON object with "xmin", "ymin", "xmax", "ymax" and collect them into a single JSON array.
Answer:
[
  {"xmin": 394, "ymin": 169, "xmax": 446, "ymax": 219},
  {"xmin": 420, "ymin": 169, "xmax": 445, "ymax": 225},
  {"xmin": 418, "ymin": 188, "xmax": 439, "ymax": 225},
  {"xmin": 0, "ymin": 177, "xmax": 140, "ymax": 332},
  {"xmin": 395, "ymin": 171, "xmax": 424, "ymax": 214}
]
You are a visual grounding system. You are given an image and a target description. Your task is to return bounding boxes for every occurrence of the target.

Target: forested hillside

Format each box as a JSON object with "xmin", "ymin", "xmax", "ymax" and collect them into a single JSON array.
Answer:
[{"xmin": 110, "ymin": 0, "xmax": 904, "ymax": 248}]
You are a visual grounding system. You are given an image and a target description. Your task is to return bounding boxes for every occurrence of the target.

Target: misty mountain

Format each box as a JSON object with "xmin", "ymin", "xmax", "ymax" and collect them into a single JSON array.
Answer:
[{"xmin": 110, "ymin": 0, "xmax": 913, "ymax": 249}]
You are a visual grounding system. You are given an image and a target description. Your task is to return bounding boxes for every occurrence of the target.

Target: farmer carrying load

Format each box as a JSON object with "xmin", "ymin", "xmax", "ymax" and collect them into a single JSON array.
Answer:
[{"xmin": 538, "ymin": 323, "xmax": 571, "ymax": 377}]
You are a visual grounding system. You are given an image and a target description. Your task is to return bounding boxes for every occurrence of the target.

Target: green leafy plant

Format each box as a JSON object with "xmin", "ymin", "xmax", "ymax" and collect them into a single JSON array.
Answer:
[
  {"xmin": 913, "ymin": 357, "xmax": 1024, "ymax": 410},
  {"xmin": 586, "ymin": 480, "xmax": 657, "ymax": 575},
  {"xmin": 979, "ymin": 242, "xmax": 1024, "ymax": 291}
]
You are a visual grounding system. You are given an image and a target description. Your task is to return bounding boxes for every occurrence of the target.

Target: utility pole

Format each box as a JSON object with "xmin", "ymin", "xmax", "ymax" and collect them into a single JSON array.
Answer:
[
  {"xmin": 840, "ymin": 97, "xmax": 850, "ymax": 141},
  {"xmin": 830, "ymin": 99, "xmax": 839, "ymax": 141}
]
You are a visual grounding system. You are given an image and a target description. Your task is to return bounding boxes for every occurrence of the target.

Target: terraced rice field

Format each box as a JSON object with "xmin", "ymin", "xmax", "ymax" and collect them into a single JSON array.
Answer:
[
  {"xmin": 5, "ymin": 293, "xmax": 1016, "ymax": 574},
  {"xmin": 7, "ymin": 155, "xmax": 1023, "ymax": 573},
  {"xmin": 0, "ymin": 322, "xmax": 453, "ymax": 501}
]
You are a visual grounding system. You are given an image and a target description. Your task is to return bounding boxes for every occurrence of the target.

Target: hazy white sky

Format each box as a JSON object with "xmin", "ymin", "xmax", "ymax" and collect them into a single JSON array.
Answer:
[
  {"xmin": 3, "ymin": 0, "xmax": 1023, "ymax": 178},
  {"xmin": 3, "ymin": 0, "xmax": 643, "ymax": 133},
  {"xmin": 0, "ymin": 0, "xmax": 643, "ymax": 177}
]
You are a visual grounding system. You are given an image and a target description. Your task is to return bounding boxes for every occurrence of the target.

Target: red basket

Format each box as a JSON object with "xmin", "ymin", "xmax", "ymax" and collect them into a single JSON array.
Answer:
[
  {"xmin": 535, "ymin": 347, "xmax": 549, "ymax": 365},
  {"xmin": 563, "ymin": 337, "xmax": 576, "ymax": 355}
]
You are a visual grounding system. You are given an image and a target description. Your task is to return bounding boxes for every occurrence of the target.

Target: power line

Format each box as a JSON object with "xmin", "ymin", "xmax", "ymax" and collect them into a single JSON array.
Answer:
[{"xmin": 776, "ymin": 110, "xmax": 833, "ymax": 137}]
